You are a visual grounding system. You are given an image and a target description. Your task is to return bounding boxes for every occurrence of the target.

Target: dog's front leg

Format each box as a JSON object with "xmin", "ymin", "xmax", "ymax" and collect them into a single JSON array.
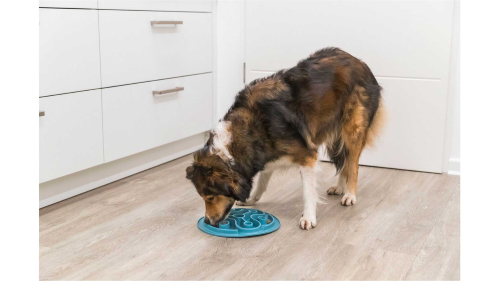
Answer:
[
  {"xmin": 299, "ymin": 166, "xmax": 318, "ymax": 230},
  {"xmin": 236, "ymin": 170, "xmax": 273, "ymax": 206}
]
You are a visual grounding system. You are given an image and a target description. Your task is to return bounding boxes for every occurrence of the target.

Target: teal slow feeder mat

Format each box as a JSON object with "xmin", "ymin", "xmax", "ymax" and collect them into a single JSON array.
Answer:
[{"xmin": 197, "ymin": 208, "xmax": 280, "ymax": 238}]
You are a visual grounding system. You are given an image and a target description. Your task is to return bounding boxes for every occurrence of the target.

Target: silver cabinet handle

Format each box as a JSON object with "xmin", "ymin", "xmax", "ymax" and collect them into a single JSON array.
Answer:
[
  {"xmin": 151, "ymin": 21, "xmax": 183, "ymax": 26},
  {"xmin": 153, "ymin": 87, "xmax": 184, "ymax": 96},
  {"xmin": 39, "ymin": 111, "xmax": 45, "ymax": 117}
]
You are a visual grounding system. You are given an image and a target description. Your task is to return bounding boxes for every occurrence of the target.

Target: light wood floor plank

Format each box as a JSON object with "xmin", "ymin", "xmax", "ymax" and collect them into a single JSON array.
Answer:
[
  {"xmin": 405, "ymin": 184, "xmax": 460, "ymax": 280},
  {"xmin": 40, "ymin": 155, "xmax": 460, "ymax": 280},
  {"xmin": 313, "ymin": 243, "xmax": 416, "ymax": 280},
  {"xmin": 40, "ymin": 155, "xmax": 193, "ymax": 252},
  {"xmin": 344, "ymin": 171, "xmax": 459, "ymax": 255},
  {"xmin": 39, "ymin": 246, "xmax": 76, "ymax": 281}
]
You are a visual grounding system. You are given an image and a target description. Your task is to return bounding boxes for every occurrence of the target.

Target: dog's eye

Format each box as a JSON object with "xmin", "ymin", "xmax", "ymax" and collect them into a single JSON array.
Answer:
[{"xmin": 206, "ymin": 196, "xmax": 215, "ymax": 202}]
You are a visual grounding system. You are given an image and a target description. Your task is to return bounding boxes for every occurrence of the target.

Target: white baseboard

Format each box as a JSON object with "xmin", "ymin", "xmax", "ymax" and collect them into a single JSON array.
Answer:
[
  {"xmin": 39, "ymin": 133, "xmax": 205, "ymax": 208},
  {"xmin": 448, "ymin": 157, "xmax": 460, "ymax": 175}
]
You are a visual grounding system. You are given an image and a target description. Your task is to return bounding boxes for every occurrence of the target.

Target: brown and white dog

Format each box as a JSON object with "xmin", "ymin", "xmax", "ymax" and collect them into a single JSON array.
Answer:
[{"xmin": 186, "ymin": 48, "xmax": 384, "ymax": 230}]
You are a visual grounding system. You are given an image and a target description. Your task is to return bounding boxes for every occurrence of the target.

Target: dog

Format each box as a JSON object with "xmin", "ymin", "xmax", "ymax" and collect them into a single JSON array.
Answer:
[{"xmin": 186, "ymin": 47, "xmax": 384, "ymax": 230}]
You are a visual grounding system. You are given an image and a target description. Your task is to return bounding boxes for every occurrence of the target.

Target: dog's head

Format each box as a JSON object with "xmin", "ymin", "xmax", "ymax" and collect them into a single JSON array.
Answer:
[{"xmin": 186, "ymin": 148, "xmax": 247, "ymax": 226}]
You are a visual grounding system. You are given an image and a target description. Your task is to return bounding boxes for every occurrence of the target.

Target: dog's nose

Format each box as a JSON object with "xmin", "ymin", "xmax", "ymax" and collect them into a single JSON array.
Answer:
[{"xmin": 204, "ymin": 217, "xmax": 210, "ymax": 225}]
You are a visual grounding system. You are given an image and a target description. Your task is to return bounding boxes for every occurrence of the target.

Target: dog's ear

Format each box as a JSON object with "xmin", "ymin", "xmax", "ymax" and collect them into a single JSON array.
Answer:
[
  {"xmin": 199, "ymin": 166, "xmax": 213, "ymax": 177},
  {"xmin": 186, "ymin": 165, "xmax": 195, "ymax": 180}
]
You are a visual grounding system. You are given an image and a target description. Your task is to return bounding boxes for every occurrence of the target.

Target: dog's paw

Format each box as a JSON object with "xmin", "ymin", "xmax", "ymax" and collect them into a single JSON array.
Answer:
[
  {"xmin": 299, "ymin": 215, "xmax": 317, "ymax": 230},
  {"xmin": 341, "ymin": 193, "xmax": 357, "ymax": 206},
  {"xmin": 236, "ymin": 199, "xmax": 256, "ymax": 206},
  {"xmin": 327, "ymin": 186, "xmax": 343, "ymax": 195}
]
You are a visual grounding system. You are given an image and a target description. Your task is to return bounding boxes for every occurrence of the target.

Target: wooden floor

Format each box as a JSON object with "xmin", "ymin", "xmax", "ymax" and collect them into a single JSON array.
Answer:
[{"xmin": 40, "ymin": 154, "xmax": 460, "ymax": 280}]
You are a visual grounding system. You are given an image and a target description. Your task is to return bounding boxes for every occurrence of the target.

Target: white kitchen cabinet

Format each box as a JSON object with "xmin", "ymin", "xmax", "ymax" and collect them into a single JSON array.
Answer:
[
  {"xmin": 39, "ymin": 8, "xmax": 101, "ymax": 97},
  {"xmin": 99, "ymin": 10, "xmax": 213, "ymax": 87},
  {"xmin": 245, "ymin": 0, "xmax": 455, "ymax": 173},
  {"xmin": 98, "ymin": 0, "xmax": 212, "ymax": 12},
  {"xmin": 39, "ymin": 90, "xmax": 104, "ymax": 183},
  {"xmin": 39, "ymin": 0, "xmax": 97, "ymax": 9},
  {"xmin": 102, "ymin": 73, "xmax": 213, "ymax": 162},
  {"xmin": 39, "ymin": 2, "xmax": 215, "ymax": 207}
]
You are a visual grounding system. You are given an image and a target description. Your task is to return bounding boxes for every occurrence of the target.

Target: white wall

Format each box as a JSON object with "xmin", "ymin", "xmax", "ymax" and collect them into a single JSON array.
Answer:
[
  {"xmin": 216, "ymin": 0, "xmax": 245, "ymax": 120},
  {"xmin": 446, "ymin": 0, "xmax": 460, "ymax": 175}
]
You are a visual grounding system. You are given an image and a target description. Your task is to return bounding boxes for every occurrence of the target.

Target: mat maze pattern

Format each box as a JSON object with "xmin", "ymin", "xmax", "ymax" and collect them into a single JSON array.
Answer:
[{"xmin": 197, "ymin": 208, "xmax": 280, "ymax": 237}]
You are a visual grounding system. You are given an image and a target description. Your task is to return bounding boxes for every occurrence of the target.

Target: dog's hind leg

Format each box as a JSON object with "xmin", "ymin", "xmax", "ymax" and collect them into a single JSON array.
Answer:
[
  {"xmin": 324, "ymin": 134, "xmax": 348, "ymax": 196},
  {"xmin": 339, "ymin": 98, "xmax": 371, "ymax": 205},
  {"xmin": 327, "ymin": 169, "xmax": 347, "ymax": 195},
  {"xmin": 236, "ymin": 170, "xmax": 273, "ymax": 206},
  {"xmin": 340, "ymin": 146, "xmax": 362, "ymax": 206}
]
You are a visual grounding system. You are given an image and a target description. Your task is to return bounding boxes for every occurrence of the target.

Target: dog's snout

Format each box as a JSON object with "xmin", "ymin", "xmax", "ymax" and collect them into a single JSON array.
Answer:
[{"xmin": 204, "ymin": 216, "xmax": 221, "ymax": 227}]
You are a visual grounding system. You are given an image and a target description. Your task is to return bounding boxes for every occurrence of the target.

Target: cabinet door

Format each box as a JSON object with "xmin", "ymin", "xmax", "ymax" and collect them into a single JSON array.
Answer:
[
  {"xmin": 40, "ymin": 90, "xmax": 104, "ymax": 183},
  {"xmin": 99, "ymin": 10, "xmax": 213, "ymax": 87},
  {"xmin": 39, "ymin": 8, "xmax": 101, "ymax": 97},
  {"xmin": 102, "ymin": 74, "xmax": 213, "ymax": 162},
  {"xmin": 245, "ymin": 0, "xmax": 455, "ymax": 173}
]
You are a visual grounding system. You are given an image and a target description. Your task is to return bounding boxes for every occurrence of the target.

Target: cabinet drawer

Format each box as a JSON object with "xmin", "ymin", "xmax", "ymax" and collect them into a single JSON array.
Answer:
[
  {"xmin": 98, "ymin": 0, "xmax": 212, "ymax": 12},
  {"xmin": 40, "ymin": 90, "xmax": 104, "ymax": 183},
  {"xmin": 39, "ymin": 0, "xmax": 97, "ymax": 8},
  {"xmin": 99, "ymin": 10, "xmax": 213, "ymax": 87},
  {"xmin": 39, "ymin": 9, "xmax": 101, "ymax": 97},
  {"xmin": 102, "ymin": 73, "xmax": 213, "ymax": 162}
]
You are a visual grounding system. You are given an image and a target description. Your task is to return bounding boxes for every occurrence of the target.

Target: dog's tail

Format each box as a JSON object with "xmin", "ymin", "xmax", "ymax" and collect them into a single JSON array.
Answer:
[{"xmin": 365, "ymin": 98, "xmax": 386, "ymax": 149}]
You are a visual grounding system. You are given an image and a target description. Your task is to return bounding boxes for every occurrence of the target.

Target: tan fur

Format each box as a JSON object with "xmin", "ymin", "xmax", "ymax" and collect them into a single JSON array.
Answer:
[
  {"xmin": 365, "ymin": 99, "xmax": 386, "ymax": 148},
  {"xmin": 300, "ymin": 153, "xmax": 318, "ymax": 168}
]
